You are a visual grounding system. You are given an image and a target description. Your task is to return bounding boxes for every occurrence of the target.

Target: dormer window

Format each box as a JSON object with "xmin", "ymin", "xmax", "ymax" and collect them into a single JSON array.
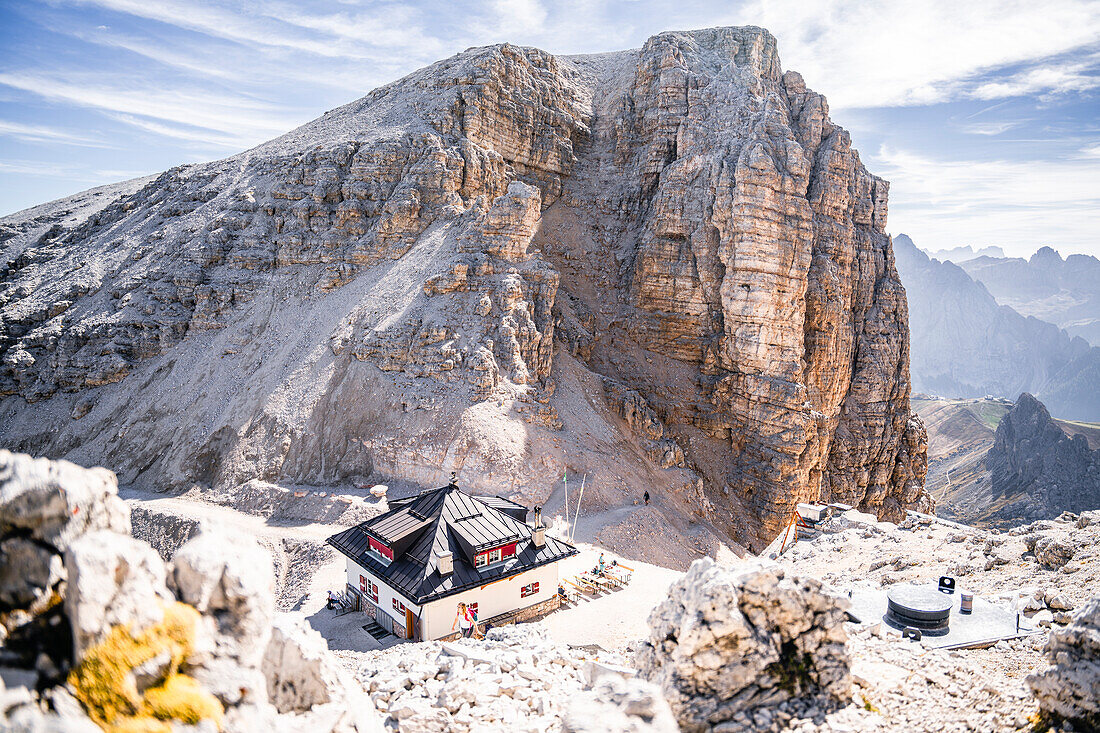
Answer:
[
  {"xmin": 474, "ymin": 542, "xmax": 516, "ymax": 569},
  {"xmin": 368, "ymin": 537, "xmax": 393, "ymax": 564}
]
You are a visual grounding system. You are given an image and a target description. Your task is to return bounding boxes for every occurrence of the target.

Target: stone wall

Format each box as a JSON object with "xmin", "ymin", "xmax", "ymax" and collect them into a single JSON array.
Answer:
[{"xmin": 434, "ymin": 594, "xmax": 561, "ymax": 642}]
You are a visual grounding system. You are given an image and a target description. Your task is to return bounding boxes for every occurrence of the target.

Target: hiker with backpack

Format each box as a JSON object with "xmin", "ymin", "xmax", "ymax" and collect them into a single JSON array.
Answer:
[{"xmin": 452, "ymin": 601, "xmax": 478, "ymax": 639}]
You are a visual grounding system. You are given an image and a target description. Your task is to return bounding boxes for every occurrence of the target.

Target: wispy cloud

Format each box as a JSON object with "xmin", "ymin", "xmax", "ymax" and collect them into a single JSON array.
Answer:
[
  {"xmin": 958, "ymin": 120, "xmax": 1023, "ymax": 136},
  {"xmin": 1080, "ymin": 142, "xmax": 1100, "ymax": 158},
  {"xmin": 725, "ymin": 0, "xmax": 1100, "ymax": 109},
  {"xmin": 0, "ymin": 120, "xmax": 111, "ymax": 147},
  {"xmin": 103, "ymin": 114, "xmax": 253, "ymax": 149},
  {"xmin": 0, "ymin": 71, "xmax": 304, "ymax": 142},
  {"xmin": 971, "ymin": 58, "xmax": 1100, "ymax": 101},
  {"xmin": 875, "ymin": 145, "xmax": 1100, "ymax": 255},
  {"xmin": 489, "ymin": 0, "xmax": 549, "ymax": 38},
  {"xmin": 263, "ymin": 2, "xmax": 448, "ymax": 56},
  {"xmin": 65, "ymin": 0, "xmax": 354, "ymax": 57},
  {"xmin": 76, "ymin": 31, "xmax": 243, "ymax": 81},
  {"xmin": 0, "ymin": 159, "xmax": 85, "ymax": 178}
]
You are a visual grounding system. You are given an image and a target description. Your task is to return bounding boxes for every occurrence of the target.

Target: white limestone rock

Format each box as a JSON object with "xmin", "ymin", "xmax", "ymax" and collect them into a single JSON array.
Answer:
[
  {"xmin": 1033, "ymin": 609, "xmax": 1055, "ymax": 627},
  {"xmin": 0, "ymin": 450, "xmax": 130, "ymax": 553},
  {"xmin": 637, "ymin": 558, "xmax": 851, "ymax": 733},
  {"xmin": 263, "ymin": 612, "xmax": 382, "ymax": 733},
  {"xmin": 1029, "ymin": 534, "xmax": 1075, "ymax": 569},
  {"xmin": 1048, "ymin": 594, "xmax": 1073, "ymax": 611},
  {"xmin": 563, "ymin": 676, "xmax": 678, "ymax": 733},
  {"xmin": 63, "ymin": 529, "xmax": 170, "ymax": 660},
  {"xmin": 1028, "ymin": 596, "xmax": 1100, "ymax": 729},
  {"xmin": 168, "ymin": 526, "xmax": 274, "ymax": 705}
]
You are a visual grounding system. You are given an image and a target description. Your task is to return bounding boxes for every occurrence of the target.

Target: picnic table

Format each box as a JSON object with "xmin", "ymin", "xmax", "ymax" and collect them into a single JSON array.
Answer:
[{"xmin": 580, "ymin": 571, "xmax": 615, "ymax": 591}]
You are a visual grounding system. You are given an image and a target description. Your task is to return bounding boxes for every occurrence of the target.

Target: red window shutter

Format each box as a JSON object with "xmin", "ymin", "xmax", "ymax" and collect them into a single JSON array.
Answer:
[
  {"xmin": 501, "ymin": 542, "xmax": 517, "ymax": 558},
  {"xmin": 369, "ymin": 537, "xmax": 394, "ymax": 560},
  {"xmin": 359, "ymin": 575, "xmax": 368, "ymax": 593},
  {"xmin": 533, "ymin": 582, "xmax": 539, "ymax": 593}
]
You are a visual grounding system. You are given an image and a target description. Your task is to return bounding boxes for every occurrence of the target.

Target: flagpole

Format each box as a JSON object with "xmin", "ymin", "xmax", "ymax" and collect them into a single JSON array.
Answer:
[
  {"xmin": 571, "ymin": 474, "xmax": 586, "ymax": 543},
  {"xmin": 563, "ymin": 469, "xmax": 569, "ymax": 530}
]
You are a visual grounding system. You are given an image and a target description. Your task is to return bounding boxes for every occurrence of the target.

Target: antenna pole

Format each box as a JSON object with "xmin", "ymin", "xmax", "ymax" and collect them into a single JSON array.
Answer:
[
  {"xmin": 563, "ymin": 468, "xmax": 569, "ymax": 528},
  {"xmin": 571, "ymin": 474, "xmax": 587, "ymax": 542}
]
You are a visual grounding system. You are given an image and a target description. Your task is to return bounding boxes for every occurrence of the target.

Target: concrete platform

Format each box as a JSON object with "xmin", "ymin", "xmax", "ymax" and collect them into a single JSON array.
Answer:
[{"xmin": 846, "ymin": 584, "xmax": 1042, "ymax": 650}]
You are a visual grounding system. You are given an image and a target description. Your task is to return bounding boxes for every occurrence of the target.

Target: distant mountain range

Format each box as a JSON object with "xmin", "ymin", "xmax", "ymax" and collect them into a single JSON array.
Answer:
[
  {"xmin": 895, "ymin": 234, "xmax": 1100, "ymax": 422},
  {"xmin": 923, "ymin": 244, "xmax": 1006, "ymax": 262},
  {"xmin": 916, "ymin": 243, "xmax": 1100, "ymax": 346},
  {"xmin": 959, "ymin": 247, "xmax": 1100, "ymax": 346}
]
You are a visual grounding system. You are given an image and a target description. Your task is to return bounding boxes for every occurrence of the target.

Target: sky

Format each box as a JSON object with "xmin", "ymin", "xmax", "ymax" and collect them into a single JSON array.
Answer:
[{"xmin": 1, "ymin": 0, "xmax": 1099, "ymax": 258}]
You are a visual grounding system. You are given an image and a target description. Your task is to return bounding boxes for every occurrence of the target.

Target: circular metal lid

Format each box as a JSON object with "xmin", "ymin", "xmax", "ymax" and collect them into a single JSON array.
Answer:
[{"xmin": 887, "ymin": 584, "xmax": 954, "ymax": 619}]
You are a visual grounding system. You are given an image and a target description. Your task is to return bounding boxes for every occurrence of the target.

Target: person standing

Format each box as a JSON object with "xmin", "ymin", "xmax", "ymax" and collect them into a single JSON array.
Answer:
[
  {"xmin": 643, "ymin": 490, "xmax": 650, "ymax": 505},
  {"xmin": 452, "ymin": 602, "xmax": 476, "ymax": 638}
]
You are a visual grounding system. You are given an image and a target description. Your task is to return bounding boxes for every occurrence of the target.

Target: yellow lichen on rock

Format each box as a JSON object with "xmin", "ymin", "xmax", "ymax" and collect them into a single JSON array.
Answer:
[
  {"xmin": 142, "ymin": 674, "xmax": 224, "ymax": 726},
  {"xmin": 68, "ymin": 600, "xmax": 223, "ymax": 732}
]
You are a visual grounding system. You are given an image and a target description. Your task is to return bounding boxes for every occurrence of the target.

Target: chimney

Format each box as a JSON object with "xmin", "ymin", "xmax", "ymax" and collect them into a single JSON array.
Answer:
[
  {"xmin": 438, "ymin": 551, "xmax": 453, "ymax": 575},
  {"xmin": 532, "ymin": 507, "xmax": 545, "ymax": 547}
]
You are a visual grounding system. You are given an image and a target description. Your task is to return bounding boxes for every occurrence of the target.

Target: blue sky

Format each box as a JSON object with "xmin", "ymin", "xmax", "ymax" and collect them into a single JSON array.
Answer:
[{"xmin": 2, "ymin": 0, "xmax": 1098, "ymax": 257}]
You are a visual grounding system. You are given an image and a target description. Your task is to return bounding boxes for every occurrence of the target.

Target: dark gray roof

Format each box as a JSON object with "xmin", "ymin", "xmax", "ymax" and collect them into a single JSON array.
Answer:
[
  {"xmin": 477, "ymin": 496, "xmax": 529, "ymax": 522},
  {"xmin": 367, "ymin": 507, "xmax": 431, "ymax": 544},
  {"xmin": 327, "ymin": 484, "xmax": 577, "ymax": 605}
]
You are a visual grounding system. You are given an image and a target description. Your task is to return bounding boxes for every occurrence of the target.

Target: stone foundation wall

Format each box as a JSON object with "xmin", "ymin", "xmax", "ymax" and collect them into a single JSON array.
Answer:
[{"xmin": 433, "ymin": 594, "xmax": 561, "ymax": 642}]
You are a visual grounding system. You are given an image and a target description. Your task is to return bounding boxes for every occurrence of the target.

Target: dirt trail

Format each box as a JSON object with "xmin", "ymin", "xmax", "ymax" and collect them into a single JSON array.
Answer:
[{"xmin": 121, "ymin": 487, "xmax": 342, "ymax": 541}]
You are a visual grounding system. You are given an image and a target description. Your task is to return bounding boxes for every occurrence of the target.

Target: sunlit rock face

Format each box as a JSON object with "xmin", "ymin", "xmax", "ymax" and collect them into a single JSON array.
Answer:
[{"xmin": 0, "ymin": 27, "xmax": 927, "ymax": 550}]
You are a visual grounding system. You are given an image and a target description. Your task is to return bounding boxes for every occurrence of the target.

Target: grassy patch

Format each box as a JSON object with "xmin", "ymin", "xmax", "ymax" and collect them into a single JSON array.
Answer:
[{"xmin": 968, "ymin": 400, "xmax": 1011, "ymax": 430}]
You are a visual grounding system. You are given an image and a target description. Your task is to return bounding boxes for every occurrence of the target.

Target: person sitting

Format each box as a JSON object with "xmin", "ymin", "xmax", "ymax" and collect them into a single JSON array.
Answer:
[{"xmin": 327, "ymin": 590, "xmax": 340, "ymax": 610}]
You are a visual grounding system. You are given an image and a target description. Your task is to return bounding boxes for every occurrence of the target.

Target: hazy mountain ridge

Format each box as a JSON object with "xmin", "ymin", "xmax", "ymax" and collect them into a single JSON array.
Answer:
[
  {"xmin": 894, "ymin": 234, "xmax": 1100, "ymax": 422},
  {"xmin": 960, "ymin": 247, "xmax": 1100, "ymax": 346},
  {"xmin": 921, "ymin": 244, "xmax": 1006, "ymax": 262}
]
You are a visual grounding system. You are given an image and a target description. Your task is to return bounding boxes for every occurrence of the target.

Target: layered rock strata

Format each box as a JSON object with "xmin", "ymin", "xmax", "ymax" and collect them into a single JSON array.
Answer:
[{"xmin": 0, "ymin": 27, "xmax": 926, "ymax": 549}]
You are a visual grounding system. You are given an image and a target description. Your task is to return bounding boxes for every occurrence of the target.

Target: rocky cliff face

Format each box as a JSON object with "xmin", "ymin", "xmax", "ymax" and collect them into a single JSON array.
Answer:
[
  {"xmin": 985, "ymin": 393, "xmax": 1100, "ymax": 525},
  {"xmin": 0, "ymin": 27, "xmax": 927, "ymax": 549}
]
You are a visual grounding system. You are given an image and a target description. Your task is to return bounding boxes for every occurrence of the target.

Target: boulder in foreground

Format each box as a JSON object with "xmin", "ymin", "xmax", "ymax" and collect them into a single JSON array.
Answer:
[
  {"xmin": 637, "ymin": 558, "xmax": 851, "ymax": 732},
  {"xmin": 1028, "ymin": 596, "xmax": 1100, "ymax": 730}
]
